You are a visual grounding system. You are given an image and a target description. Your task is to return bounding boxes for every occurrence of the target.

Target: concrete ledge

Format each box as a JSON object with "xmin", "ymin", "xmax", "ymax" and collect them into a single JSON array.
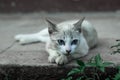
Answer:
[
  {"xmin": 0, "ymin": 65, "xmax": 117, "ymax": 80},
  {"xmin": 0, "ymin": 64, "xmax": 72, "ymax": 80},
  {"xmin": 0, "ymin": 12, "xmax": 120, "ymax": 79}
]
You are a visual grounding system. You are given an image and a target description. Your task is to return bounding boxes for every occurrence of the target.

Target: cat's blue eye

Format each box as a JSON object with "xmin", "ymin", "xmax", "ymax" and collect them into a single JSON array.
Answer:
[
  {"xmin": 57, "ymin": 39, "xmax": 65, "ymax": 45},
  {"xmin": 71, "ymin": 39, "xmax": 78, "ymax": 45}
]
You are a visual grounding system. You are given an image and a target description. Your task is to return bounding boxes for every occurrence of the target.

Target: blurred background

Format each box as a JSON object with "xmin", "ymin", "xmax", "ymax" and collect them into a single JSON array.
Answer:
[{"xmin": 0, "ymin": 0, "xmax": 120, "ymax": 13}]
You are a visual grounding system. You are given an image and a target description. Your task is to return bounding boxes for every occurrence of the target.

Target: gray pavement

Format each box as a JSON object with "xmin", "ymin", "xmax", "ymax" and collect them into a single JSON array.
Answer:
[{"xmin": 0, "ymin": 12, "xmax": 120, "ymax": 66}]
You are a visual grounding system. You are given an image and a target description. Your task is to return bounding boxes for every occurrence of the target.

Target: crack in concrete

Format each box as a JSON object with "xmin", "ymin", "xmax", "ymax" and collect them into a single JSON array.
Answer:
[{"xmin": 0, "ymin": 41, "xmax": 16, "ymax": 54}]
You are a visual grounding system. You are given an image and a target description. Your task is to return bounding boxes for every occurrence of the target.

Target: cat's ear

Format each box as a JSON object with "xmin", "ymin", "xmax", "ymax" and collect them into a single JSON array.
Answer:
[
  {"xmin": 46, "ymin": 18, "xmax": 58, "ymax": 34},
  {"xmin": 73, "ymin": 17, "xmax": 85, "ymax": 33}
]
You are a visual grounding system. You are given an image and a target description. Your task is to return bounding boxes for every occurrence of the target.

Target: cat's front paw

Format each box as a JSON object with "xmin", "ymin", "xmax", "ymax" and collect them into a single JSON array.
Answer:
[
  {"xmin": 48, "ymin": 55, "xmax": 58, "ymax": 63},
  {"xmin": 55, "ymin": 55, "xmax": 68, "ymax": 65}
]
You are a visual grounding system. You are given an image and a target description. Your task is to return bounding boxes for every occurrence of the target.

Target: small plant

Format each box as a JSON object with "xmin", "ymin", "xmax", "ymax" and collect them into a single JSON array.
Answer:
[
  {"xmin": 62, "ymin": 54, "xmax": 113, "ymax": 80},
  {"xmin": 87, "ymin": 54, "xmax": 113, "ymax": 80},
  {"xmin": 62, "ymin": 59, "xmax": 91, "ymax": 80},
  {"xmin": 87, "ymin": 54, "xmax": 113, "ymax": 72},
  {"xmin": 113, "ymin": 66, "xmax": 120, "ymax": 80},
  {"xmin": 67, "ymin": 60, "xmax": 88, "ymax": 80}
]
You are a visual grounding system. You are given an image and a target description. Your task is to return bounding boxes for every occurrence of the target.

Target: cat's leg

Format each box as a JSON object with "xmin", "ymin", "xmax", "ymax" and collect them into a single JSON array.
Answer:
[
  {"xmin": 15, "ymin": 33, "xmax": 50, "ymax": 44},
  {"xmin": 37, "ymin": 28, "xmax": 49, "ymax": 36},
  {"xmin": 15, "ymin": 34, "xmax": 40, "ymax": 44},
  {"xmin": 15, "ymin": 28, "xmax": 50, "ymax": 44}
]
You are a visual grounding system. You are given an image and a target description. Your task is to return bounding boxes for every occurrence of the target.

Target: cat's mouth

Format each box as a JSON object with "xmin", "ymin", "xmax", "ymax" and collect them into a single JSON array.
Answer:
[{"xmin": 64, "ymin": 52, "xmax": 71, "ymax": 56}]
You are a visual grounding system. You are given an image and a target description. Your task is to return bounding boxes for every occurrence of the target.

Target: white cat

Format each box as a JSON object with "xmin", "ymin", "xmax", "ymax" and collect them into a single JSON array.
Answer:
[{"xmin": 15, "ymin": 17, "xmax": 98, "ymax": 65}]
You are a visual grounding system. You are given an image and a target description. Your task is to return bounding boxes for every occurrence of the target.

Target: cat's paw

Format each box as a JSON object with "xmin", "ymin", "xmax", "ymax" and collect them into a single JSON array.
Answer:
[
  {"xmin": 48, "ymin": 55, "xmax": 59, "ymax": 63},
  {"xmin": 55, "ymin": 55, "xmax": 68, "ymax": 65},
  {"xmin": 14, "ymin": 34, "xmax": 28, "ymax": 44},
  {"xmin": 15, "ymin": 34, "xmax": 23, "ymax": 40}
]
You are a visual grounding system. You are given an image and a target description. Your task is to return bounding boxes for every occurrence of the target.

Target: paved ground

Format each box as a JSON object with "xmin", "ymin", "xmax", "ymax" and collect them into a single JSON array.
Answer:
[{"xmin": 0, "ymin": 12, "xmax": 120, "ymax": 67}]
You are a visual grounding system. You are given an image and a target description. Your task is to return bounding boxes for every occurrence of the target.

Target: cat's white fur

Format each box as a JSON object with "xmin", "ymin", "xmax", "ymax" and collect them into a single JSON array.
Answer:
[{"xmin": 15, "ymin": 18, "xmax": 98, "ymax": 65}]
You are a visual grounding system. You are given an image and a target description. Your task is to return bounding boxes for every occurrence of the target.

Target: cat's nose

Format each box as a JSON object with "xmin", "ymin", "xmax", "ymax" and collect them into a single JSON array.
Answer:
[{"xmin": 66, "ymin": 50, "xmax": 71, "ymax": 54}]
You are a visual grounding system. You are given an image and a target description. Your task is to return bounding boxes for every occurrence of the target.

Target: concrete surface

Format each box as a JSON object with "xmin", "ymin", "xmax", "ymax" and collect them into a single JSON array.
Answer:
[{"xmin": 0, "ymin": 12, "xmax": 120, "ymax": 67}]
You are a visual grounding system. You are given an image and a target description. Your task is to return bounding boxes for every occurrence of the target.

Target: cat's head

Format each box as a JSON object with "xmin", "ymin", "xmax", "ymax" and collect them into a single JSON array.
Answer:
[{"xmin": 46, "ymin": 17, "xmax": 85, "ymax": 56}]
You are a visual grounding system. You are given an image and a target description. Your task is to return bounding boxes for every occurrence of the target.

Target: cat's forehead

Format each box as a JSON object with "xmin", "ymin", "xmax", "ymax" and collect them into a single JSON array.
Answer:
[
  {"xmin": 57, "ymin": 24, "xmax": 73, "ymax": 31},
  {"xmin": 58, "ymin": 20, "xmax": 79, "ymax": 26},
  {"xmin": 56, "ymin": 25, "xmax": 80, "ymax": 39},
  {"xmin": 57, "ymin": 20, "xmax": 79, "ymax": 31},
  {"xmin": 58, "ymin": 29, "xmax": 80, "ymax": 39}
]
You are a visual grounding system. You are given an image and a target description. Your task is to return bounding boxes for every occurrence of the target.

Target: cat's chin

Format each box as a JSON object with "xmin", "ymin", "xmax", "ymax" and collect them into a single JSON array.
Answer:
[
  {"xmin": 64, "ymin": 53, "xmax": 71, "ymax": 56},
  {"xmin": 64, "ymin": 52, "xmax": 75, "ymax": 56}
]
